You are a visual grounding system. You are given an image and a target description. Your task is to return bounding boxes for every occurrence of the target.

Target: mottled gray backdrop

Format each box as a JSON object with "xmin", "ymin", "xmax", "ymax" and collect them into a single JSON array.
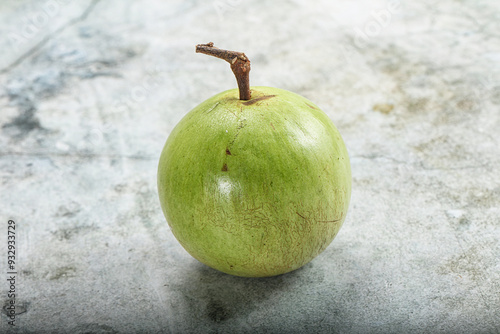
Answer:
[{"xmin": 1, "ymin": 0, "xmax": 499, "ymax": 333}]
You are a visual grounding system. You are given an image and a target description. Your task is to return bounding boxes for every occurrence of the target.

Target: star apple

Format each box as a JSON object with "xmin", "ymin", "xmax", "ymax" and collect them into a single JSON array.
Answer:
[{"xmin": 157, "ymin": 43, "xmax": 351, "ymax": 277}]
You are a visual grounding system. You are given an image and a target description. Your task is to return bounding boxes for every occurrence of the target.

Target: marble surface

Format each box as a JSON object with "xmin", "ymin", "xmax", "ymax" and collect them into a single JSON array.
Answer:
[{"xmin": 1, "ymin": 0, "xmax": 499, "ymax": 333}]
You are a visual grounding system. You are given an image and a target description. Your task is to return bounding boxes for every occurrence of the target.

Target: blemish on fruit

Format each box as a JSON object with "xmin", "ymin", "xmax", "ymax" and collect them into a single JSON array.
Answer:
[
  {"xmin": 221, "ymin": 163, "xmax": 228, "ymax": 171},
  {"xmin": 318, "ymin": 218, "xmax": 342, "ymax": 224},
  {"xmin": 242, "ymin": 95, "xmax": 276, "ymax": 105},
  {"xmin": 225, "ymin": 148, "xmax": 231, "ymax": 155},
  {"xmin": 205, "ymin": 101, "xmax": 220, "ymax": 113},
  {"xmin": 296, "ymin": 212, "xmax": 307, "ymax": 220},
  {"xmin": 306, "ymin": 103, "xmax": 319, "ymax": 110}
]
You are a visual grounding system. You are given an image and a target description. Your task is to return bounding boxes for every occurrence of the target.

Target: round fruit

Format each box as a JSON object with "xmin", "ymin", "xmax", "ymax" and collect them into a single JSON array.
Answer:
[{"xmin": 157, "ymin": 44, "xmax": 351, "ymax": 277}]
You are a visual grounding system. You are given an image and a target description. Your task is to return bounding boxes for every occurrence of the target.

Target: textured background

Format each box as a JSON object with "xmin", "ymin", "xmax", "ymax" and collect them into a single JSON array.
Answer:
[{"xmin": 1, "ymin": 0, "xmax": 499, "ymax": 333}]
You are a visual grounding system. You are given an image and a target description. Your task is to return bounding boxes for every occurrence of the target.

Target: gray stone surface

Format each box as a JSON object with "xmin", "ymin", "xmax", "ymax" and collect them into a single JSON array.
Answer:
[{"xmin": 1, "ymin": 0, "xmax": 499, "ymax": 333}]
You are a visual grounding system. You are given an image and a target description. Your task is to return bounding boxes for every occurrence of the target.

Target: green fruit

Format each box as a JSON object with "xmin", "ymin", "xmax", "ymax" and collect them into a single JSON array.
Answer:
[{"xmin": 157, "ymin": 86, "xmax": 351, "ymax": 277}]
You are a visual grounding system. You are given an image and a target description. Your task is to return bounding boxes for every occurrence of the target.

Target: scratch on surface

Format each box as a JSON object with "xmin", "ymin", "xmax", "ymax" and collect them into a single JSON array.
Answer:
[
  {"xmin": 0, "ymin": 151, "xmax": 156, "ymax": 161},
  {"xmin": 0, "ymin": 0, "xmax": 101, "ymax": 74},
  {"xmin": 306, "ymin": 103, "xmax": 319, "ymax": 110},
  {"xmin": 227, "ymin": 117, "xmax": 246, "ymax": 149},
  {"xmin": 204, "ymin": 101, "xmax": 220, "ymax": 114},
  {"xmin": 296, "ymin": 212, "xmax": 307, "ymax": 220},
  {"xmin": 145, "ymin": 269, "xmax": 172, "ymax": 330},
  {"xmin": 317, "ymin": 219, "xmax": 341, "ymax": 223},
  {"xmin": 449, "ymin": 235, "xmax": 492, "ymax": 310},
  {"xmin": 351, "ymin": 154, "xmax": 491, "ymax": 171}
]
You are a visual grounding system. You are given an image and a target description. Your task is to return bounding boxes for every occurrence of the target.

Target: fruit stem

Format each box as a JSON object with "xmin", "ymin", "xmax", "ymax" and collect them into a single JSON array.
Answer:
[{"xmin": 196, "ymin": 42, "xmax": 251, "ymax": 100}]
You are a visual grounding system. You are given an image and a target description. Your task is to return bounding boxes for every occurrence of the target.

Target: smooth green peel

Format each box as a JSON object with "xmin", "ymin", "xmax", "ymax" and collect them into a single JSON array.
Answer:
[{"xmin": 158, "ymin": 86, "xmax": 351, "ymax": 277}]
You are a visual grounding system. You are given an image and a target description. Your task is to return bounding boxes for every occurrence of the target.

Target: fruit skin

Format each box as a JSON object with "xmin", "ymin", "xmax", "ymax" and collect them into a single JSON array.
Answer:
[{"xmin": 158, "ymin": 86, "xmax": 351, "ymax": 277}]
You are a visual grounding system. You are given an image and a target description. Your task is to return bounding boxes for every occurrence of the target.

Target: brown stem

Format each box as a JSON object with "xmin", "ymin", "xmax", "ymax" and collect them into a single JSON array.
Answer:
[{"xmin": 196, "ymin": 42, "xmax": 251, "ymax": 100}]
